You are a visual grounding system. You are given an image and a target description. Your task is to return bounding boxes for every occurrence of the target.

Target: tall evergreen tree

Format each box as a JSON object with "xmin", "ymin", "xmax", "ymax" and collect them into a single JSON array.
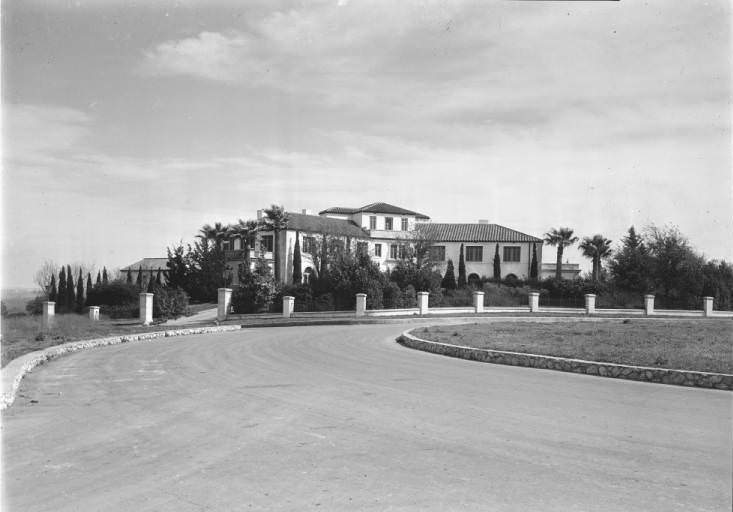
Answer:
[
  {"xmin": 441, "ymin": 259, "xmax": 457, "ymax": 290},
  {"xmin": 320, "ymin": 234, "xmax": 329, "ymax": 278},
  {"xmin": 66, "ymin": 265, "xmax": 75, "ymax": 311},
  {"xmin": 493, "ymin": 243, "xmax": 501, "ymax": 280},
  {"xmin": 457, "ymin": 244, "xmax": 467, "ymax": 288},
  {"xmin": 530, "ymin": 244, "xmax": 539, "ymax": 280},
  {"xmin": 147, "ymin": 271, "xmax": 156, "ymax": 293},
  {"xmin": 96, "ymin": 270, "xmax": 102, "ymax": 287},
  {"xmin": 58, "ymin": 266, "xmax": 67, "ymax": 311},
  {"xmin": 86, "ymin": 273, "xmax": 93, "ymax": 305},
  {"xmin": 292, "ymin": 231, "xmax": 302, "ymax": 284},
  {"xmin": 156, "ymin": 268, "xmax": 163, "ymax": 285},
  {"xmin": 49, "ymin": 274, "xmax": 57, "ymax": 302},
  {"xmin": 76, "ymin": 268, "xmax": 85, "ymax": 312},
  {"xmin": 136, "ymin": 266, "xmax": 143, "ymax": 288},
  {"xmin": 126, "ymin": 269, "xmax": 133, "ymax": 284},
  {"xmin": 608, "ymin": 226, "xmax": 651, "ymax": 293},
  {"xmin": 102, "ymin": 267, "xmax": 109, "ymax": 285}
]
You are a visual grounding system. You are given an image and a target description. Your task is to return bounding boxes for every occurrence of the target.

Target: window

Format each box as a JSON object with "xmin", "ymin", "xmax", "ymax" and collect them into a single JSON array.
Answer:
[
  {"xmin": 369, "ymin": 216, "xmax": 377, "ymax": 230},
  {"xmin": 261, "ymin": 235, "xmax": 274, "ymax": 253},
  {"xmin": 466, "ymin": 246, "xmax": 483, "ymax": 262},
  {"xmin": 356, "ymin": 241, "xmax": 368, "ymax": 256},
  {"xmin": 401, "ymin": 218, "xmax": 409, "ymax": 231},
  {"xmin": 385, "ymin": 217, "xmax": 393, "ymax": 230},
  {"xmin": 374, "ymin": 243, "xmax": 382, "ymax": 257},
  {"xmin": 332, "ymin": 239, "xmax": 345, "ymax": 253},
  {"xmin": 503, "ymin": 246, "xmax": 521, "ymax": 262},
  {"xmin": 390, "ymin": 244, "xmax": 398, "ymax": 259},
  {"xmin": 303, "ymin": 236, "xmax": 316, "ymax": 254},
  {"xmin": 430, "ymin": 246, "xmax": 446, "ymax": 261},
  {"xmin": 399, "ymin": 245, "xmax": 407, "ymax": 259},
  {"xmin": 303, "ymin": 267, "xmax": 313, "ymax": 284},
  {"xmin": 222, "ymin": 240, "xmax": 231, "ymax": 251}
]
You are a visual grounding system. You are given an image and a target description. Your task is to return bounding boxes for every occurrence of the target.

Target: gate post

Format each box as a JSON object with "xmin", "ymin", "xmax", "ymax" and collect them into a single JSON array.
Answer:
[
  {"xmin": 584, "ymin": 294, "xmax": 596, "ymax": 315},
  {"xmin": 528, "ymin": 291, "xmax": 540, "ymax": 313},
  {"xmin": 356, "ymin": 293, "xmax": 367, "ymax": 317},
  {"xmin": 217, "ymin": 288, "xmax": 232, "ymax": 321},
  {"xmin": 473, "ymin": 291, "xmax": 484, "ymax": 314},
  {"xmin": 644, "ymin": 294, "xmax": 655, "ymax": 316},
  {"xmin": 417, "ymin": 292, "xmax": 429, "ymax": 315}
]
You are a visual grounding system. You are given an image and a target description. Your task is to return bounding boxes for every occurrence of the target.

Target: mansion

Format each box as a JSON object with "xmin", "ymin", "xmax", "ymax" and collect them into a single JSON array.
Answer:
[{"xmin": 224, "ymin": 202, "xmax": 544, "ymax": 286}]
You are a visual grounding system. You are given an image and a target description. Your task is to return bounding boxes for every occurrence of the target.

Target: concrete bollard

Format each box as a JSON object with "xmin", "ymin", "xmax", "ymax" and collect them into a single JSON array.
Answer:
[
  {"xmin": 356, "ymin": 293, "xmax": 367, "ymax": 317},
  {"xmin": 283, "ymin": 296, "xmax": 295, "ymax": 318},
  {"xmin": 584, "ymin": 294, "xmax": 596, "ymax": 314},
  {"xmin": 417, "ymin": 291, "xmax": 429, "ymax": 315},
  {"xmin": 42, "ymin": 301, "xmax": 55, "ymax": 329},
  {"xmin": 218, "ymin": 288, "xmax": 232, "ymax": 322},
  {"xmin": 139, "ymin": 293, "xmax": 153, "ymax": 325},
  {"xmin": 528, "ymin": 292, "xmax": 540, "ymax": 313},
  {"xmin": 88, "ymin": 306, "xmax": 100, "ymax": 321},
  {"xmin": 473, "ymin": 291, "xmax": 484, "ymax": 314},
  {"xmin": 644, "ymin": 294, "xmax": 655, "ymax": 316},
  {"xmin": 702, "ymin": 296, "xmax": 714, "ymax": 317}
]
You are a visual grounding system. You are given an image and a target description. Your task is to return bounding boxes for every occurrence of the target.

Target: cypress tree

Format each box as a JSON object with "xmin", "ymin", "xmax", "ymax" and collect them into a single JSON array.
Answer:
[
  {"xmin": 58, "ymin": 267, "xmax": 67, "ymax": 312},
  {"xmin": 86, "ymin": 273, "xmax": 93, "ymax": 304},
  {"xmin": 49, "ymin": 274, "xmax": 57, "ymax": 302},
  {"xmin": 102, "ymin": 267, "xmax": 109, "ymax": 285},
  {"xmin": 319, "ymin": 234, "xmax": 328, "ymax": 277},
  {"xmin": 292, "ymin": 231, "xmax": 302, "ymax": 284},
  {"xmin": 66, "ymin": 265, "xmax": 75, "ymax": 311},
  {"xmin": 136, "ymin": 266, "xmax": 143, "ymax": 288},
  {"xmin": 147, "ymin": 271, "xmax": 156, "ymax": 293},
  {"xmin": 76, "ymin": 268, "xmax": 85, "ymax": 312},
  {"xmin": 457, "ymin": 244, "xmax": 467, "ymax": 288},
  {"xmin": 126, "ymin": 269, "xmax": 132, "ymax": 284},
  {"xmin": 156, "ymin": 268, "xmax": 162, "ymax": 286},
  {"xmin": 441, "ymin": 259, "xmax": 457, "ymax": 290},
  {"xmin": 96, "ymin": 270, "xmax": 102, "ymax": 287},
  {"xmin": 493, "ymin": 243, "xmax": 501, "ymax": 281},
  {"xmin": 530, "ymin": 244, "xmax": 539, "ymax": 280}
]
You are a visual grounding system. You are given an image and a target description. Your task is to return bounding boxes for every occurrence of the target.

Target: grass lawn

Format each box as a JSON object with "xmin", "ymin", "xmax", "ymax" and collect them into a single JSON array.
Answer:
[
  {"xmin": 414, "ymin": 319, "xmax": 733, "ymax": 374},
  {"xmin": 1, "ymin": 314, "xmax": 173, "ymax": 367}
]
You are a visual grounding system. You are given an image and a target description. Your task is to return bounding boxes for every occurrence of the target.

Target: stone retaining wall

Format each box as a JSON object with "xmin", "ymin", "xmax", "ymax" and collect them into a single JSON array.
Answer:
[
  {"xmin": 1, "ymin": 325, "xmax": 243, "ymax": 410},
  {"xmin": 397, "ymin": 330, "xmax": 732, "ymax": 391}
]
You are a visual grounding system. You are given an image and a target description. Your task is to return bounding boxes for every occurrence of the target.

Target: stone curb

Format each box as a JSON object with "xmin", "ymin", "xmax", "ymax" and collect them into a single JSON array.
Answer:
[
  {"xmin": 0, "ymin": 325, "xmax": 243, "ymax": 411},
  {"xmin": 397, "ymin": 330, "xmax": 733, "ymax": 391}
]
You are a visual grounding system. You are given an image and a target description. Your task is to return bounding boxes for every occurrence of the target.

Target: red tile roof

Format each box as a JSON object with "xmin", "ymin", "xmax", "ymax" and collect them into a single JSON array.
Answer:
[
  {"xmin": 286, "ymin": 212, "xmax": 369, "ymax": 238},
  {"xmin": 416, "ymin": 223, "xmax": 541, "ymax": 243},
  {"xmin": 320, "ymin": 202, "xmax": 430, "ymax": 219}
]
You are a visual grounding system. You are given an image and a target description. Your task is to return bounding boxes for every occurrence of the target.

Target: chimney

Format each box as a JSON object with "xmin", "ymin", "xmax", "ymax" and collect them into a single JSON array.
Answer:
[
  {"xmin": 301, "ymin": 209, "xmax": 312, "ymax": 215},
  {"xmin": 257, "ymin": 209, "xmax": 263, "ymax": 220},
  {"xmin": 478, "ymin": 219, "xmax": 489, "ymax": 224}
]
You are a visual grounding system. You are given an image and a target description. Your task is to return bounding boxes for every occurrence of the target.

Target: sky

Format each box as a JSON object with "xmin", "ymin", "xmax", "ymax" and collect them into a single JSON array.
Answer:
[{"xmin": 2, "ymin": 0, "xmax": 731, "ymax": 289}]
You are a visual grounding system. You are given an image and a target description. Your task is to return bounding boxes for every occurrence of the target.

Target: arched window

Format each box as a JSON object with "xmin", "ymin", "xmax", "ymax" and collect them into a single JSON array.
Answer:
[{"xmin": 467, "ymin": 273, "xmax": 481, "ymax": 289}]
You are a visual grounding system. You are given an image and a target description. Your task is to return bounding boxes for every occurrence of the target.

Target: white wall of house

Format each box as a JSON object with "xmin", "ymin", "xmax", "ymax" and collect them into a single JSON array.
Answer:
[{"xmin": 430, "ymin": 241, "xmax": 543, "ymax": 280}]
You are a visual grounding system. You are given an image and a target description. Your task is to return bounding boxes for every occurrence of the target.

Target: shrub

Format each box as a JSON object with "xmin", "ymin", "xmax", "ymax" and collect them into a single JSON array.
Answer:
[
  {"xmin": 274, "ymin": 284, "xmax": 314, "ymax": 312},
  {"xmin": 25, "ymin": 295, "xmax": 47, "ymax": 316},
  {"xmin": 86, "ymin": 282, "xmax": 140, "ymax": 319},
  {"xmin": 402, "ymin": 285, "xmax": 418, "ymax": 308},
  {"xmin": 102, "ymin": 303, "xmax": 139, "ymax": 319},
  {"xmin": 383, "ymin": 281, "xmax": 404, "ymax": 309},
  {"xmin": 152, "ymin": 286, "xmax": 189, "ymax": 319}
]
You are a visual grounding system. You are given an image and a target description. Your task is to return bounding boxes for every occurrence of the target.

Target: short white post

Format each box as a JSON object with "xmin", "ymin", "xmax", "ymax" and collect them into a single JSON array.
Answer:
[
  {"xmin": 88, "ymin": 306, "xmax": 100, "ymax": 321},
  {"xmin": 473, "ymin": 291, "xmax": 484, "ymax": 314},
  {"xmin": 702, "ymin": 296, "xmax": 714, "ymax": 317},
  {"xmin": 417, "ymin": 291, "xmax": 429, "ymax": 315},
  {"xmin": 217, "ymin": 287, "xmax": 232, "ymax": 322},
  {"xmin": 584, "ymin": 294, "xmax": 596, "ymax": 314},
  {"xmin": 139, "ymin": 293, "xmax": 153, "ymax": 325},
  {"xmin": 282, "ymin": 296, "xmax": 295, "ymax": 318},
  {"xmin": 356, "ymin": 293, "xmax": 367, "ymax": 317},
  {"xmin": 644, "ymin": 294, "xmax": 655, "ymax": 316},
  {"xmin": 42, "ymin": 301, "xmax": 55, "ymax": 329},
  {"xmin": 528, "ymin": 291, "xmax": 540, "ymax": 313}
]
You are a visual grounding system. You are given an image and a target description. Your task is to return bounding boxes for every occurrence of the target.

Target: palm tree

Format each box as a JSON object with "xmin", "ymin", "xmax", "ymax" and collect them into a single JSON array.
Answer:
[
  {"xmin": 234, "ymin": 218, "xmax": 259, "ymax": 274},
  {"xmin": 198, "ymin": 222, "xmax": 229, "ymax": 249},
  {"xmin": 263, "ymin": 205, "xmax": 289, "ymax": 282},
  {"xmin": 544, "ymin": 227, "xmax": 579, "ymax": 280},
  {"xmin": 579, "ymin": 234, "xmax": 613, "ymax": 282}
]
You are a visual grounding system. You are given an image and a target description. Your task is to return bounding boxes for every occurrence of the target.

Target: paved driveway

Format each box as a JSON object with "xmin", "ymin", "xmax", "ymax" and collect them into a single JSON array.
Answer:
[{"xmin": 3, "ymin": 323, "xmax": 731, "ymax": 511}]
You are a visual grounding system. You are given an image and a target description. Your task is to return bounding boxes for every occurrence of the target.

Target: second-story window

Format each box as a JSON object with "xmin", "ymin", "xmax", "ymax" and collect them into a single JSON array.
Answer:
[
  {"xmin": 503, "ymin": 246, "xmax": 521, "ymax": 262},
  {"xmin": 369, "ymin": 216, "xmax": 377, "ymax": 230},
  {"xmin": 222, "ymin": 240, "xmax": 231, "ymax": 251},
  {"xmin": 430, "ymin": 246, "xmax": 446, "ymax": 261},
  {"xmin": 261, "ymin": 235, "xmax": 274, "ymax": 253},
  {"xmin": 303, "ymin": 236, "xmax": 316, "ymax": 254},
  {"xmin": 401, "ymin": 218, "xmax": 408, "ymax": 231},
  {"xmin": 466, "ymin": 246, "xmax": 483, "ymax": 262},
  {"xmin": 374, "ymin": 243, "xmax": 382, "ymax": 257},
  {"xmin": 385, "ymin": 217, "xmax": 393, "ymax": 230}
]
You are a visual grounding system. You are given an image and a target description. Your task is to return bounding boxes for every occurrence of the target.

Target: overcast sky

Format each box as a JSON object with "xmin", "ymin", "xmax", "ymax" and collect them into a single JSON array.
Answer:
[{"xmin": 2, "ymin": 0, "xmax": 731, "ymax": 288}]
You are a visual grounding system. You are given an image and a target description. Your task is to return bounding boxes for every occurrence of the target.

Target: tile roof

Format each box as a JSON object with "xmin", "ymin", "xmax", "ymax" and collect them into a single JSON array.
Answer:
[
  {"xmin": 416, "ymin": 223, "xmax": 542, "ymax": 243},
  {"xmin": 120, "ymin": 258, "xmax": 169, "ymax": 271},
  {"xmin": 286, "ymin": 212, "xmax": 369, "ymax": 238},
  {"xmin": 319, "ymin": 202, "xmax": 430, "ymax": 219}
]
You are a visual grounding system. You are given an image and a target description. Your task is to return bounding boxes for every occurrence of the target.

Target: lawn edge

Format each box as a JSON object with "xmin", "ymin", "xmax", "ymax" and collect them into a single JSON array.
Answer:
[
  {"xmin": 397, "ymin": 329, "xmax": 733, "ymax": 391},
  {"xmin": 0, "ymin": 325, "xmax": 243, "ymax": 411}
]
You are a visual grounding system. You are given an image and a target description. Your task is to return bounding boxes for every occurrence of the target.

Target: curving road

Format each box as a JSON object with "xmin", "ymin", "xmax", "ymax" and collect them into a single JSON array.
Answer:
[{"xmin": 2, "ymin": 323, "xmax": 731, "ymax": 511}]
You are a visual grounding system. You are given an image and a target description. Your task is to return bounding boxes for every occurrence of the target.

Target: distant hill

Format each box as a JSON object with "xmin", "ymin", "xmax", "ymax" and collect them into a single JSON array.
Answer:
[{"xmin": 1, "ymin": 288, "xmax": 38, "ymax": 315}]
